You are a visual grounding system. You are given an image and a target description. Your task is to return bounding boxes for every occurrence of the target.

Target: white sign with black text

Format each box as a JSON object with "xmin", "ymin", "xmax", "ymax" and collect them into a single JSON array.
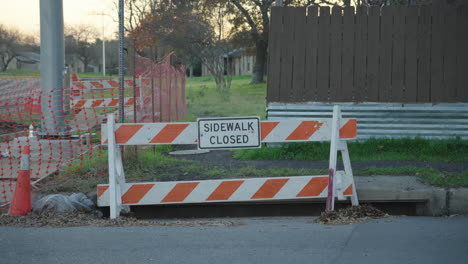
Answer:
[{"xmin": 197, "ymin": 117, "xmax": 261, "ymax": 150}]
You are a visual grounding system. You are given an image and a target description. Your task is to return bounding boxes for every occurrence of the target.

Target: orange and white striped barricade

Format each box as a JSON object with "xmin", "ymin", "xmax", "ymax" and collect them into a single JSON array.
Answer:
[
  {"xmin": 70, "ymin": 97, "xmax": 135, "ymax": 111},
  {"xmin": 71, "ymin": 79, "xmax": 134, "ymax": 96},
  {"xmin": 98, "ymin": 105, "xmax": 359, "ymax": 219}
]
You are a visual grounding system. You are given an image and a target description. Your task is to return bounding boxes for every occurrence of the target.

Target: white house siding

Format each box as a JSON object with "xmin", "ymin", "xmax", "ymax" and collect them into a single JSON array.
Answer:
[{"xmin": 201, "ymin": 54, "xmax": 255, "ymax": 77}]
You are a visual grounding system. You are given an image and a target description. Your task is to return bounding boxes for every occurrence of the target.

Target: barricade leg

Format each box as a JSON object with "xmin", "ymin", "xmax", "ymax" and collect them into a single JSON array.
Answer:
[
  {"xmin": 107, "ymin": 114, "xmax": 124, "ymax": 219},
  {"xmin": 340, "ymin": 142, "xmax": 359, "ymax": 206},
  {"xmin": 326, "ymin": 105, "xmax": 340, "ymax": 211}
]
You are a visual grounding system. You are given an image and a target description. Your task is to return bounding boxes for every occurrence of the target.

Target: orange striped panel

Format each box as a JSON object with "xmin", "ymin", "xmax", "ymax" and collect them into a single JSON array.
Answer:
[
  {"xmin": 150, "ymin": 124, "xmax": 189, "ymax": 143},
  {"xmin": 161, "ymin": 182, "xmax": 199, "ymax": 203},
  {"xmin": 339, "ymin": 120, "xmax": 357, "ymax": 139},
  {"xmin": 108, "ymin": 99, "xmax": 119, "ymax": 107},
  {"xmin": 122, "ymin": 184, "xmax": 155, "ymax": 204},
  {"xmin": 90, "ymin": 81, "xmax": 104, "ymax": 88},
  {"xmin": 260, "ymin": 122, "xmax": 279, "ymax": 140},
  {"xmin": 343, "ymin": 184, "xmax": 353, "ymax": 195},
  {"xmin": 75, "ymin": 82, "xmax": 86, "ymax": 89},
  {"xmin": 286, "ymin": 121, "xmax": 323, "ymax": 140},
  {"xmin": 73, "ymin": 100, "xmax": 87, "ymax": 108},
  {"xmin": 114, "ymin": 124, "xmax": 144, "ymax": 144},
  {"xmin": 206, "ymin": 181, "xmax": 244, "ymax": 201},
  {"xmin": 97, "ymin": 185, "xmax": 109, "ymax": 198},
  {"xmin": 91, "ymin": 99, "xmax": 105, "ymax": 108},
  {"xmin": 108, "ymin": 80, "xmax": 119, "ymax": 87},
  {"xmin": 124, "ymin": 98, "xmax": 135, "ymax": 106},
  {"xmin": 296, "ymin": 177, "xmax": 328, "ymax": 197},
  {"xmin": 251, "ymin": 179, "xmax": 289, "ymax": 199},
  {"xmin": 72, "ymin": 90, "xmax": 81, "ymax": 96}
]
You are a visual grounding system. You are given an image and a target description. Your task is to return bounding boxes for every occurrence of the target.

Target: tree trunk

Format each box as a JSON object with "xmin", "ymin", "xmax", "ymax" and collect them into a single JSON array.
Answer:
[{"xmin": 251, "ymin": 39, "xmax": 267, "ymax": 84}]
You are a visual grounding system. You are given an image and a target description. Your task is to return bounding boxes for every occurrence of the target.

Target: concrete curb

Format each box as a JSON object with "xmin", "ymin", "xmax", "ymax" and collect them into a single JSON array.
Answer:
[
  {"xmin": 355, "ymin": 176, "xmax": 467, "ymax": 216},
  {"xmin": 448, "ymin": 188, "xmax": 468, "ymax": 215}
]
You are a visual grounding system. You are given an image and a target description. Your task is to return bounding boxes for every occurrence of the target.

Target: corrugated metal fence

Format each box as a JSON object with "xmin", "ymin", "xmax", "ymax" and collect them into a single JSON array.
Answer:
[
  {"xmin": 267, "ymin": 5, "xmax": 468, "ymax": 103},
  {"xmin": 267, "ymin": 102, "xmax": 468, "ymax": 140}
]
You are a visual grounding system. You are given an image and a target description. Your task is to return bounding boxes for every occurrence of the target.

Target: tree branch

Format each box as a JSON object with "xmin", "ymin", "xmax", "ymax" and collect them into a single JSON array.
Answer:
[{"xmin": 228, "ymin": 0, "xmax": 259, "ymax": 36}]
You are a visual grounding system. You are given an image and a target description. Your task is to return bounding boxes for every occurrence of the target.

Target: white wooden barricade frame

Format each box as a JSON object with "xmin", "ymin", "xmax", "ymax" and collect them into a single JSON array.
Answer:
[{"xmin": 99, "ymin": 105, "xmax": 359, "ymax": 219}]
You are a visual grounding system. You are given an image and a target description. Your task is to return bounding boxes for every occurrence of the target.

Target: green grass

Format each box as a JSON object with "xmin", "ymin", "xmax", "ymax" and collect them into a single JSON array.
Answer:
[
  {"xmin": 0, "ymin": 69, "xmax": 40, "ymax": 77},
  {"xmin": 185, "ymin": 75, "xmax": 266, "ymax": 121},
  {"xmin": 358, "ymin": 167, "xmax": 468, "ymax": 187},
  {"xmin": 0, "ymin": 69, "xmax": 129, "ymax": 79},
  {"xmin": 39, "ymin": 142, "xmax": 468, "ymax": 193},
  {"xmin": 38, "ymin": 149, "xmax": 109, "ymax": 193},
  {"xmin": 234, "ymin": 138, "xmax": 468, "ymax": 162}
]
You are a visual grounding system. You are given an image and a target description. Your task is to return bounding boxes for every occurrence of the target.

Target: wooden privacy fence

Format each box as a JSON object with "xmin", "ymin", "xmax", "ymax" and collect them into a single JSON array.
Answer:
[{"xmin": 267, "ymin": 5, "xmax": 468, "ymax": 103}]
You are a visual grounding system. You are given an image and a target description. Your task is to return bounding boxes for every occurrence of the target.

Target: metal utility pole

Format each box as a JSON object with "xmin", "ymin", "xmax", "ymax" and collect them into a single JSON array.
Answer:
[
  {"xmin": 39, "ymin": 0, "xmax": 69, "ymax": 137},
  {"xmin": 89, "ymin": 12, "xmax": 108, "ymax": 76},
  {"xmin": 118, "ymin": 0, "xmax": 125, "ymax": 123}
]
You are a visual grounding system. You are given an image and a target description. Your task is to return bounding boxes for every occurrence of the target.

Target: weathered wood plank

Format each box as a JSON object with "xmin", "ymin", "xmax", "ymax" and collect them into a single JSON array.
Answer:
[
  {"xmin": 430, "ymin": 6, "xmax": 444, "ymax": 103},
  {"xmin": 354, "ymin": 6, "xmax": 367, "ymax": 102},
  {"xmin": 316, "ymin": 6, "xmax": 331, "ymax": 102},
  {"xmin": 379, "ymin": 6, "xmax": 393, "ymax": 102},
  {"xmin": 341, "ymin": 6, "xmax": 355, "ymax": 102},
  {"xmin": 405, "ymin": 6, "xmax": 418, "ymax": 103},
  {"xmin": 392, "ymin": 6, "xmax": 405, "ymax": 102},
  {"xmin": 305, "ymin": 6, "xmax": 319, "ymax": 102},
  {"xmin": 329, "ymin": 6, "xmax": 342, "ymax": 102},
  {"xmin": 417, "ymin": 5, "xmax": 431, "ymax": 102},
  {"xmin": 267, "ymin": 7, "xmax": 283, "ymax": 102},
  {"xmin": 279, "ymin": 7, "xmax": 296, "ymax": 102},
  {"xmin": 367, "ymin": 6, "xmax": 380, "ymax": 102},
  {"xmin": 443, "ymin": 7, "xmax": 457, "ymax": 102},
  {"xmin": 291, "ymin": 7, "xmax": 307, "ymax": 102},
  {"xmin": 457, "ymin": 6, "xmax": 468, "ymax": 101}
]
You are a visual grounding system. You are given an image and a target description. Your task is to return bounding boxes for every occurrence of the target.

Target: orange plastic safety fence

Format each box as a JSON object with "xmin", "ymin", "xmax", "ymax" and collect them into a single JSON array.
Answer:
[{"xmin": 0, "ymin": 53, "xmax": 186, "ymax": 208}]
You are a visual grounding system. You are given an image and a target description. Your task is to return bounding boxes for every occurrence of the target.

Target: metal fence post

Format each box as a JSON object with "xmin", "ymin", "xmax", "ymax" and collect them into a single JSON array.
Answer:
[
  {"xmin": 118, "ymin": 0, "xmax": 125, "ymax": 123},
  {"xmin": 39, "ymin": 0, "xmax": 69, "ymax": 137}
]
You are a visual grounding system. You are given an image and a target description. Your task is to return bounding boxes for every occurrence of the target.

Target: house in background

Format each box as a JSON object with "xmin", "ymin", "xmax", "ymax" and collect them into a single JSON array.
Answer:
[
  {"xmin": 6, "ymin": 51, "xmax": 41, "ymax": 71},
  {"xmin": 201, "ymin": 48, "xmax": 255, "ymax": 77},
  {"xmin": 231, "ymin": 49, "xmax": 256, "ymax": 76},
  {"xmin": 65, "ymin": 53, "xmax": 85, "ymax": 73},
  {"xmin": 5, "ymin": 52, "xmax": 98, "ymax": 73}
]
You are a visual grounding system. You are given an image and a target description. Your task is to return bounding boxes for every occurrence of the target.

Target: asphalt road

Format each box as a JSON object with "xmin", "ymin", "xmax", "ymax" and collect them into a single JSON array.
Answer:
[{"xmin": 1, "ymin": 216, "xmax": 467, "ymax": 264}]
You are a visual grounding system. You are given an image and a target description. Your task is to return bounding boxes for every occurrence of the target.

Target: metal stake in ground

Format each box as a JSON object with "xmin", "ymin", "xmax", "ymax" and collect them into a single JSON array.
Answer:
[{"xmin": 118, "ymin": 0, "xmax": 125, "ymax": 123}]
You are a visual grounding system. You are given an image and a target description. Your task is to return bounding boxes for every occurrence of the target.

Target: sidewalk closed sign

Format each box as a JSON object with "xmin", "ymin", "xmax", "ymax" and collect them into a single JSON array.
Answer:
[{"xmin": 198, "ymin": 117, "xmax": 261, "ymax": 150}]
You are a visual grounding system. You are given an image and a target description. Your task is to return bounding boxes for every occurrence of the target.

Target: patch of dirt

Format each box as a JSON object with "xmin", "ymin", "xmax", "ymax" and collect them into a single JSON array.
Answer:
[
  {"xmin": 315, "ymin": 205, "xmax": 389, "ymax": 225},
  {"xmin": 0, "ymin": 210, "xmax": 244, "ymax": 228}
]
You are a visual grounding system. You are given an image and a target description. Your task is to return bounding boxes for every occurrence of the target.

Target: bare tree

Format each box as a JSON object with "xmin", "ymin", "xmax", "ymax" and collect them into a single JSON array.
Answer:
[
  {"xmin": 125, "ymin": 0, "xmax": 235, "ymax": 98},
  {"xmin": 227, "ymin": 0, "xmax": 341, "ymax": 84},
  {"xmin": 65, "ymin": 24, "xmax": 99, "ymax": 72},
  {"xmin": 0, "ymin": 25, "xmax": 25, "ymax": 71}
]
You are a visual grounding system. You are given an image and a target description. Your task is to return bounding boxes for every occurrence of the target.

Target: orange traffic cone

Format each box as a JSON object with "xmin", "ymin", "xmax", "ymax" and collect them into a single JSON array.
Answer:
[{"xmin": 9, "ymin": 145, "xmax": 31, "ymax": 216}]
